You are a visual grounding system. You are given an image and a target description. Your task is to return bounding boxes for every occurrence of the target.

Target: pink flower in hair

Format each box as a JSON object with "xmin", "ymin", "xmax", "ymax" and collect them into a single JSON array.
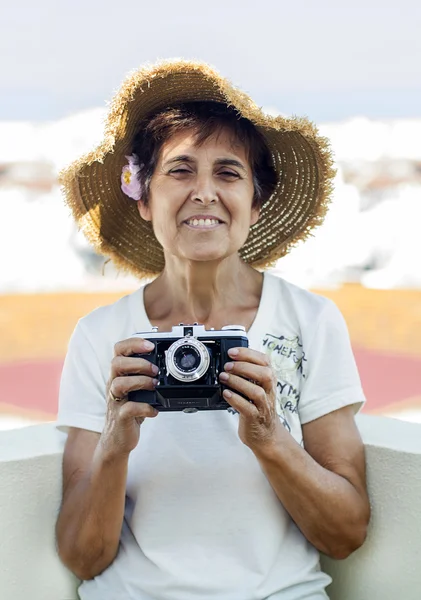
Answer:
[{"xmin": 121, "ymin": 154, "xmax": 142, "ymax": 201}]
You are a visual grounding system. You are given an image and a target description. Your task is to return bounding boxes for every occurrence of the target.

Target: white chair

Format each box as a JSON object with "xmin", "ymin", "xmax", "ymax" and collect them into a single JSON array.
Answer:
[{"xmin": 1, "ymin": 415, "xmax": 420, "ymax": 600}]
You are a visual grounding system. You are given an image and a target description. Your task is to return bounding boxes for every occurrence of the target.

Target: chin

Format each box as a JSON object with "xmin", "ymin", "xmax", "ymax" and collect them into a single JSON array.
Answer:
[
  {"xmin": 187, "ymin": 251, "xmax": 228, "ymax": 263},
  {"xmin": 181, "ymin": 245, "xmax": 233, "ymax": 263},
  {"xmin": 164, "ymin": 238, "xmax": 242, "ymax": 264}
]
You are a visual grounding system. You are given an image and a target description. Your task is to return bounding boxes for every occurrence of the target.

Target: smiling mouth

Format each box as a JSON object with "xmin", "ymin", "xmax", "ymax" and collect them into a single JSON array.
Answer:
[{"xmin": 183, "ymin": 218, "xmax": 224, "ymax": 229}]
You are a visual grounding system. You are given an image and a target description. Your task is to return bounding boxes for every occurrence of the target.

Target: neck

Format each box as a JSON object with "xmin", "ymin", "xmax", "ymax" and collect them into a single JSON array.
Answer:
[{"xmin": 145, "ymin": 253, "xmax": 262, "ymax": 326}]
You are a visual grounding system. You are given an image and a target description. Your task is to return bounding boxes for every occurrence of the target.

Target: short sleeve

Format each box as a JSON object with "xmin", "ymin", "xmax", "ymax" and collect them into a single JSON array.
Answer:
[
  {"xmin": 299, "ymin": 299, "xmax": 366, "ymax": 425},
  {"xmin": 56, "ymin": 320, "xmax": 108, "ymax": 434}
]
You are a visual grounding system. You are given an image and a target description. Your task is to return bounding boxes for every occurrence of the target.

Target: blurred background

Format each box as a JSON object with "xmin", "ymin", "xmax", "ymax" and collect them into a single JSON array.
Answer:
[{"xmin": 1, "ymin": 0, "xmax": 420, "ymax": 429}]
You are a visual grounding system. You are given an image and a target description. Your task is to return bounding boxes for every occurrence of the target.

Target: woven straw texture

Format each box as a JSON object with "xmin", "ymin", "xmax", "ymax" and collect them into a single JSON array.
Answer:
[{"xmin": 59, "ymin": 59, "xmax": 336, "ymax": 279}]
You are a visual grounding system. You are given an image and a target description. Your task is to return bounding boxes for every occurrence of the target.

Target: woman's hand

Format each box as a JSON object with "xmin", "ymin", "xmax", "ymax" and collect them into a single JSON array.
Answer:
[
  {"xmin": 101, "ymin": 338, "xmax": 159, "ymax": 459},
  {"xmin": 219, "ymin": 347, "xmax": 282, "ymax": 452}
]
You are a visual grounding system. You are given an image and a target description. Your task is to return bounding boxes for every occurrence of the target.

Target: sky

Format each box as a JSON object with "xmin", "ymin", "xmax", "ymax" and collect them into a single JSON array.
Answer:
[{"xmin": 2, "ymin": 0, "xmax": 421, "ymax": 123}]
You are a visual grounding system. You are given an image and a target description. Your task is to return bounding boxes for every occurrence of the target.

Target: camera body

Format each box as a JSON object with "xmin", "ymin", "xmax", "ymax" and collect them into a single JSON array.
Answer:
[{"xmin": 128, "ymin": 324, "xmax": 248, "ymax": 412}]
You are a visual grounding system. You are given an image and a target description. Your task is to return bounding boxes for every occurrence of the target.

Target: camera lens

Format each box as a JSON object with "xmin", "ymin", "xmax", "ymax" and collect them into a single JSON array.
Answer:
[
  {"xmin": 166, "ymin": 337, "xmax": 210, "ymax": 382},
  {"xmin": 174, "ymin": 346, "xmax": 201, "ymax": 372}
]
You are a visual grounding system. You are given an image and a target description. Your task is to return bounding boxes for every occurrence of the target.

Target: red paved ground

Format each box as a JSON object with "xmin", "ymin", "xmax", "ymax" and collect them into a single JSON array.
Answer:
[
  {"xmin": 1, "ymin": 347, "xmax": 420, "ymax": 419},
  {"xmin": 353, "ymin": 347, "xmax": 421, "ymax": 411},
  {"xmin": 0, "ymin": 359, "xmax": 63, "ymax": 417}
]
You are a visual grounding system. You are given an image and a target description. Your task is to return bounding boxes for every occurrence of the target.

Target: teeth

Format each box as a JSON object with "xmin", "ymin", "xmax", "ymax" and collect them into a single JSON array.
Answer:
[{"xmin": 186, "ymin": 218, "xmax": 220, "ymax": 227}]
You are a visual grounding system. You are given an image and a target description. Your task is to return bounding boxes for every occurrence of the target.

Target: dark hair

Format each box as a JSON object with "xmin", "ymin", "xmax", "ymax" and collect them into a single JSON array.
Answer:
[{"xmin": 131, "ymin": 101, "xmax": 278, "ymax": 208}]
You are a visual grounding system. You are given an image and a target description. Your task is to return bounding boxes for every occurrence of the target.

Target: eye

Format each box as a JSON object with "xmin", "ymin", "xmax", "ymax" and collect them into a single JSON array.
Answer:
[
  {"xmin": 219, "ymin": 170, "xmax": 240, "ymax": 178},
  {"xmin": 170, "ymin": 167, "xmax": 192, "ymax": 175}
]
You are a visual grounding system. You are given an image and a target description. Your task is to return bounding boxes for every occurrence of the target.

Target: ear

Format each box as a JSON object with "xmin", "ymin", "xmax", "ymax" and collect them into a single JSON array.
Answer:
[
  {"xmin": 137, "ymin": 199, "xmax": 152, "ymax": 222},
  {"xmin": 250, "ymin": 205, "xmax": 260, "ymax": 226}
]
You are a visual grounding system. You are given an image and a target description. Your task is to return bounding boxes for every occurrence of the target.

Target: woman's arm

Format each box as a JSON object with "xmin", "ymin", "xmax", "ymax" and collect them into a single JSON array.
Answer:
[
  {"xmin": 219, "ymin": 347, "xmax": 370, "ymax": 560},
  {"xmin": 253, "ymin": 405, "xmax": 370, "ymax": 559},
  {"xmin": 56, "ymin": 428, "xmax": 129, "ymax": 581},
  {"xmin": 56, "ymin": 336, "xmax": 160, "ymax": 580}
]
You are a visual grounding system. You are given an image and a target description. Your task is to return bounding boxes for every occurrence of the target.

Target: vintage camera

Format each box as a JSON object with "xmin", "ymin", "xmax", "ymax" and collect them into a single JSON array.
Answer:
[{"xmin": 127, "ymin": 324, "xmax": 248, "ymax": 412}]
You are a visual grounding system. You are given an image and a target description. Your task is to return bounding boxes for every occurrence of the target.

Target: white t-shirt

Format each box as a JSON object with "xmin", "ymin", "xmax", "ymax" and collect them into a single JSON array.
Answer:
[{"xmin": 57, "ymin": 272, "xmax": 365, "ymax": 600}]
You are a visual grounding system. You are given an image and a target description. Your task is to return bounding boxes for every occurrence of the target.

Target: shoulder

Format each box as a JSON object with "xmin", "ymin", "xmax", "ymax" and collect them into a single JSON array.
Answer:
[
  {"xmin": 76, "ymin": 287, "xmax": 143, "ymax": 344},
  {"xmin": 265, "ymin": 271, "xmax": 336, "ymax": 325}
]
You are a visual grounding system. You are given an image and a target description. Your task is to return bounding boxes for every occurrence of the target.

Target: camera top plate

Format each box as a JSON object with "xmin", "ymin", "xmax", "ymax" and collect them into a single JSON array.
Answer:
[{"xmin": 132, "ymin": 324, "xmax": 248, "ymax": 340}]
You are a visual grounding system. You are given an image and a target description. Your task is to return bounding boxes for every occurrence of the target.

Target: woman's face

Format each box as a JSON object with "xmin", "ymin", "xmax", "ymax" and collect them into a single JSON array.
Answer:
[{"xmin": 138, "ymin": 127, "xmax": 259, "ymax": 264}]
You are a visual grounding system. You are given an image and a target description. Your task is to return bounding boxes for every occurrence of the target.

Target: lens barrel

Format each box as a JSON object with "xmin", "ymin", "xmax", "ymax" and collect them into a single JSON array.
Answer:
[{"xmin": 165, "ymin": 337, "xmax": 210, "ymax": 382}]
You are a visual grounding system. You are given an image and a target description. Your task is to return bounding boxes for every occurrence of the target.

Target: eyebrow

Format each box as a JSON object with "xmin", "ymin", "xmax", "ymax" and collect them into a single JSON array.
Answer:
[{"xmin": 164, "ymin": 154, "xmax": 247, "ymax": 172}]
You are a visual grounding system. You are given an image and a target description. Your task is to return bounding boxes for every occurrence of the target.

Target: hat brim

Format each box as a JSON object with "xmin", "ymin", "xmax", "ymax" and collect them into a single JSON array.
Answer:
[{"xmin": 60, "ymin": 60, "xmax": 336, "ymax": 278}]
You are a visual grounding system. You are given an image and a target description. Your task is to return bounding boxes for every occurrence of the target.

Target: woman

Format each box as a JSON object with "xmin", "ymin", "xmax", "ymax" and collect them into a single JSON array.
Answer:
[{"xmin": 55, "ymin": 60, "xmax": 370, "ymax": 600}]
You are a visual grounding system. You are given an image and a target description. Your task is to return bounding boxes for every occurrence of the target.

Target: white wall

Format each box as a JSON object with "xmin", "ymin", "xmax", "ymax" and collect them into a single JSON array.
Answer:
[{"xmin": 0, "ymin": 415, "xmax": 421, "ymax": 600}]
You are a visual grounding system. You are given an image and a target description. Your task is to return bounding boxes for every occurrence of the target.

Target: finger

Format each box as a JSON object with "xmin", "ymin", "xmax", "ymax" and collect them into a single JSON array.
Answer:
[
  {"xmin": 222, "ymin": 388, "xmax": 258, "ymax": 419},
  {"xmin": 120, "ymin": 401, "xmax": 159, "ymax": 420},
  {"xmin": 220, "ymin": 372, "xmax": 268, "ymax": 410},
  {"xmin": 111, "ymin": 355, "xmax": 159, "ymax": 379},
  {"xmin": 107, "ymin": 391, "xmax": 159, "ymax": 418},
  {"xmin": 227, "ymin": 346, "xmax": 272, "ymax": 367},
  {"xmin": 114, "ymin": 337, "xmax": 155, "ymax": 358},
  {"xmin": 107, "ymin": 391, "xmax": 159, "ymax": 422},
  {"xmin": 223, "ymin": 361, "xmax": 275, "ymax": 394},
  {"xmin": 111, "ymin": 375, "xmax": 157, "ymax": 399}
]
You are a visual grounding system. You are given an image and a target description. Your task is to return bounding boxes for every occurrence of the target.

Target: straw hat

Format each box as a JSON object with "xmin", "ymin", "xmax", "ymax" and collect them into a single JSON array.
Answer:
[{"xmin": 59, "ymin": 59, "xmax": 336, "ymax": 278}]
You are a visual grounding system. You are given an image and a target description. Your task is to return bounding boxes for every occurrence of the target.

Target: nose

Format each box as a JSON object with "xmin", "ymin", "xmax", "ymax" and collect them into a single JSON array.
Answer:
[{"xmin": 190, "ymin": 172, "xmax": 218, "ymax": 205}]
